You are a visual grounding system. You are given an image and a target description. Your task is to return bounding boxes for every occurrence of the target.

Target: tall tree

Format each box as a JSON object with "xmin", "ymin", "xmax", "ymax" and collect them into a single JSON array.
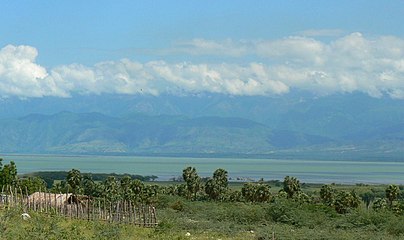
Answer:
[
  {"xmin": 283, "ymin": 176, "xmax": 301, "ymax": 199},
  {"xmin": 142, "ymin": 184, "xmax": 159, "ymax": 204},
  {"xmin": 333, "ymin": 191, "xmax": 360, "ymax": 214},
  {"xmin": 205, "ymin": 168, "xmax": 229, "ymax": 201},
  {"xmin": 320, "ymin": 185, "xmax": 335, "ymax": 206},
  {"xmin": 182, "ymin": 166, "xmax": 201, "ymax": 200},
  {"xmin": 120, "ymin": 175, "xmax": 133, "ymax": 201},
  {"xmin": 67, "ymin": 169, "xmax": 83, "ymax": 195},
  {"xmin": 385, "ymin": 184, "xmax": 400, "ymax": 207},
  {"xmin": 82, "ymin": 174, "xmax": 101, "ymax": 197},
  {"xmin": 131, "ymin": 179, "xmax": 145, "ymax": 203},
  {"xmin": 0, "ymin": 159, "xmax": 18, "ymax": 187},
  {"xmin": 103, "ymin": 176, "xmax": 120, "ymax": 202}
]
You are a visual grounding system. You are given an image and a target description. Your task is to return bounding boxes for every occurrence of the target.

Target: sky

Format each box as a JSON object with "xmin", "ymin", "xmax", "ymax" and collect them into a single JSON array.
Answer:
[{"xmin": 1, "ymin": 1, "xmax": 404, "ymax": 99}]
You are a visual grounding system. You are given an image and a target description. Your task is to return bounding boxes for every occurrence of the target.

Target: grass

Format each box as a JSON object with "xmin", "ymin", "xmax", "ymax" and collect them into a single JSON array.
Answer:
[
  {"xmin": 2, "ymin": 199, "xmax": 404, "ymax": 240},
  {"xmin": 0, "ymin": 207, "xmax": 153, "ymax": 240},
  {"xmin": 1, "ymin": 182, "xmax": 404, "ymax": 240},
  {"xmin": 155, "ymin": 194, "xmax": 404, "ymax": 239}
]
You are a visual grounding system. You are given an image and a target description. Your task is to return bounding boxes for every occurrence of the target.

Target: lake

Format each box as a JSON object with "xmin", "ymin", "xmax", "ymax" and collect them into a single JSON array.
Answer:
[{"xmin": 2, "ymin": 154, "xmax": 404, "ymax": 184}]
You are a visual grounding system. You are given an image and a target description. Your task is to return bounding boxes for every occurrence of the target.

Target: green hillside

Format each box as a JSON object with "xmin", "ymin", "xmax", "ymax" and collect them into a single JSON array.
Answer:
[
  {"xmin": 0, "ymin": 112, "xmax": 334, "ymax": 155},
  {"xmin": 0, "ymin": 100, "xmax": 402, "ymax": 159}
]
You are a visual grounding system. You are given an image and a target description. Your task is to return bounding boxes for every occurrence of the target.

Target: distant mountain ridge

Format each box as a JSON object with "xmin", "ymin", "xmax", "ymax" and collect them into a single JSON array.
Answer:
[
  {"xmin": 0, "ymin": 92, "xmax": 402, "ymax": 160},
  {"xmin": 0, "ymin": 111, "xmax": 332, "ymax": 155}
]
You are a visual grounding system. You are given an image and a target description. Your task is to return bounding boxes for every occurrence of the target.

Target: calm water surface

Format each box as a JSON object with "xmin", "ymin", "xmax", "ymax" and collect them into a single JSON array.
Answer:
[{"xmin": 2, "ymin": 154, "xmax": 404, "ymax": 184}]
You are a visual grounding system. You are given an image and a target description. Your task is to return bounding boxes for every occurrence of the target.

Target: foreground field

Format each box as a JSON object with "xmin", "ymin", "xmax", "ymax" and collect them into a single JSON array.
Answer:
[
  {"xmin": 2, "ymin": 193, "xmax": 404, "ymax": 240},
  {"xmin": 2, "ymin": 161, "xmax": 404, "ymax": 239}
]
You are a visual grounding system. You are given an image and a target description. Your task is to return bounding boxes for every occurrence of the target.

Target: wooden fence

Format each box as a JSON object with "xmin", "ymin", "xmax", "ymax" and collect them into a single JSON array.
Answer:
[{"xmin": 0, "ymin": 185, "xmax": 157, "ymax": 227}]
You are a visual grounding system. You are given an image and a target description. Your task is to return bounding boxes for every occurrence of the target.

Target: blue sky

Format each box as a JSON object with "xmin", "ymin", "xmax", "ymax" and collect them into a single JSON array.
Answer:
[
  {"xmin": 2, "ymin": 0, "xmax": 404, "ymax": 66},
  {"xmin": 1, "ymin": 1, "xmax": 404, "ymax": 99}
]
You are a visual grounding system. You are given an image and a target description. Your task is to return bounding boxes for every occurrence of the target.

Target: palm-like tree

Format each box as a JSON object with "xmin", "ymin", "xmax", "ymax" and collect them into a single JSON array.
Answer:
[
  {"xmin": 82, "ymin": 175, "xmax": 100, "ymax": 197},
  {"xmin": 213, "ymin": 169, "xmax": 228, "ymax": 190},
  {"xmin": 255, "ymin": 183, "xmax": 271, "ymax": 202},
  {"xmin": 67, "ymin": 169, "xmax": 82, "ymax": 195},
  {"xmin": 333, "ymin": 191, "xmax": 360, "ymax": 214},
  {"xmin": 385, "ymin": 184, "xmax": 400, "ymax": 206},
  {"xmin": 241, "ymin": 182, "xmax": 271, "ymax": 202},
  {"xmin": 283, "ymin": 176, "xmax": 301, "ymax": 199},
  {"xmin": 131, "ymin": 179, "xmax": 145, "ymax": 203},
  {"xmin": 241, "ymin": 182, "xmax": 255, "ymax": 202},
  {"xmin": 120, "ymin": 176, "xmax": 134, "ymax": 201},
  {"xmin": 103, "ymin": 176, "xmax": 120, "ymax": 202},
  {"xmin": 182, "ymin": 166, "xmax": 201, "ymax": 200},
  {"xmin": 205, "ymin": 168, "xmax": 229, "ymax": 201},
  {"xmin": 320, "ymin": 185, "xmax": 335, "ymax": 206}
]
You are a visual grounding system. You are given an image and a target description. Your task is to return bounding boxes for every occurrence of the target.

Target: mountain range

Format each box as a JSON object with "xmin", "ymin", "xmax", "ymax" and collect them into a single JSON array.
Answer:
[{"xmin": 0, "ymin": 92, "xmax": 402, "ymax": 160}]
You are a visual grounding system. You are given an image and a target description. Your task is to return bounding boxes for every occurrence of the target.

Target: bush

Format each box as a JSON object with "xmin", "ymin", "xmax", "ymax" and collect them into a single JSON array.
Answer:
[{"xmin": 170, "ymin": 200, "xmax": 185, "ymax": 212}]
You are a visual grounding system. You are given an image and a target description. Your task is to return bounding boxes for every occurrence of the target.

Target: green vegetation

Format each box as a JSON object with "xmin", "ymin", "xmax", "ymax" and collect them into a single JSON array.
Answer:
[
  {"xmin": 0, "ymin": 208, "xmax": 154, "ymax": 240},
  {"xmin": 0, "ymin": 158, "xmax": 47, "ymax": 193},
  {"xmin": 205, "ymin": 168, "xmax": 229, "ymax": 201},
  {"xmin": 2, "ymin": 160, "xmax": 404, "ymax": 239},
  {"xmin": 21, "ymin": 171, "xmax": 158, "ymax": 189}
]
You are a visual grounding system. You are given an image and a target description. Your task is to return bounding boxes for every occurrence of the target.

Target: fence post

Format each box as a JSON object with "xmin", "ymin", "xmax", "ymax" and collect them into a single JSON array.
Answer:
[
  {"xmin": 1, "ymin": 185, "xmax": 4, "ymax": 205},
  {"xmin": 8, "ymin": 186, "xmax": 12, "ymax": 207},
  {"xmin": 152, "ymin": 206, "xmax": 157, "ymax": 225},
  {"xmin": 144, "ymin": 205, "xmax": 147, "ymax": 227},
  {"xmin": 87, "ymin": 197, "xmax": 90, "ymax": 221},
  {"xmin": 45, "ymin": 190, "xmax": 48, "ymax": 213}
]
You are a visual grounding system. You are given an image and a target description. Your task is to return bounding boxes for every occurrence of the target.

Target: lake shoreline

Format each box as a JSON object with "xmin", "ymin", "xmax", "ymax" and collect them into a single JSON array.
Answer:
[{"xmin": 3, "ymin": 153, "xmax": 404, "ymax": 185}]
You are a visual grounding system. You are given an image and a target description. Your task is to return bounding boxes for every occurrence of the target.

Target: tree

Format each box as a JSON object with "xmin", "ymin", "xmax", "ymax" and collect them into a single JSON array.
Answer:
[
  {"xmin": 295, "ymin": 191, "xmax": 312, "ymax": 204},
  {"xmin": 254, "ymin": 183, "xmax": 272, "ymax": 202},
  {"xmin": 320, "ymin": 185, "xmax": 335, "ymax": 206},
  {"xmin": 372, "ymin": 198, "xmax": 388, "ymax": 211},
  {"xmin": 241, "ymin": 182, "xmax": 271, "ymax": 203},
  {"xmin": 205, "ymin": 179, "xmax": 217, "ymax": 200},
  {"xmin": 120, "ymin": 176, "xmax": 133, "ymax": 201},
  {"xmin": 149, "ymin": 175, "xmax": 158, "ymax": 181},
  {"xmin": 175, "ymin": 184, "xmax": 188, "ymax": 198},
  {"xmin": 18, "ymin": 177, "xmax": 46, "ymax": 194},
  {"xmin": 182, "ymin": 166, "xmax": 201, "ymax": 200},
  {"xmin": 67, "ymin": 169, "xmax": 83, "ymax": 195},
  {"xmin": 227, "ymin": 190, "xmax": 243, "ymax": 202},
  {"xmin": 103, "ymin": 176, "xmax": 120, "ymax": 202},
  {"xmin": 241, "ymin": 182, "xmax": 255, "ymax": 202},
  {"xmin": 0, "ymin": 159, "xmax": 18, "ymax": 187},
  {"xmin": 283, "ymin": 176, "xmax": 301, "ymax": 199},
  {"xmin": 385, "ymin": 184, "xmax": 400, "ymax": 207},
  {"xmin": 142, "ymin": 184, "xmax": 159, "ymax": 204},
  {"xmin": 82, "ymin": 174, "xmax": 101, "ymax": 197},
  {"xmin": 333, "ymin": 191, "xmax": 360, "ymax": 214},
  {"xmin": 51, "ymin": 182, "xmax": 64, "ymax": 194},
  {"xmin": 205, "ymin": 168, "xmax": 229, "ymax": 201},
  {"xmin": 131, "ymin": 179, "xmax": 145, "ymax": 203}
]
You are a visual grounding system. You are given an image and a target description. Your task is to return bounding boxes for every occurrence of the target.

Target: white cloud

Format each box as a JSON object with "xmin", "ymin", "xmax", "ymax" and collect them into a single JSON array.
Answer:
[
  {"xmin": 46, "ymin": 59, "xmax": 289, "ymax": 97},
  {"xmin": 256, "ymin": 36, "xmax": 327, "ymax": 65},
  {"xmin": 0, "ymin": 45, "xmax": 67, "ymax": 97},
  {"xmin": 1, "ymin": 32, "xmax": 404, "ymax": 99}
]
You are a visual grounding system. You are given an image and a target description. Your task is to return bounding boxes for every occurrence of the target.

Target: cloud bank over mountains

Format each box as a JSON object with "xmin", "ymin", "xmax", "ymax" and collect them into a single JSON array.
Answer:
[{"xmin": 1, "ymin": 32, "xmax": 404, "ymax": 99}]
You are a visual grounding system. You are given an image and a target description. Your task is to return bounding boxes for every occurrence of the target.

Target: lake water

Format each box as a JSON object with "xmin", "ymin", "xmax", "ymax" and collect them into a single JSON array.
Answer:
[{"xmin": 2, "ymin": 154, "xmax": 404, "ymax": 184}]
